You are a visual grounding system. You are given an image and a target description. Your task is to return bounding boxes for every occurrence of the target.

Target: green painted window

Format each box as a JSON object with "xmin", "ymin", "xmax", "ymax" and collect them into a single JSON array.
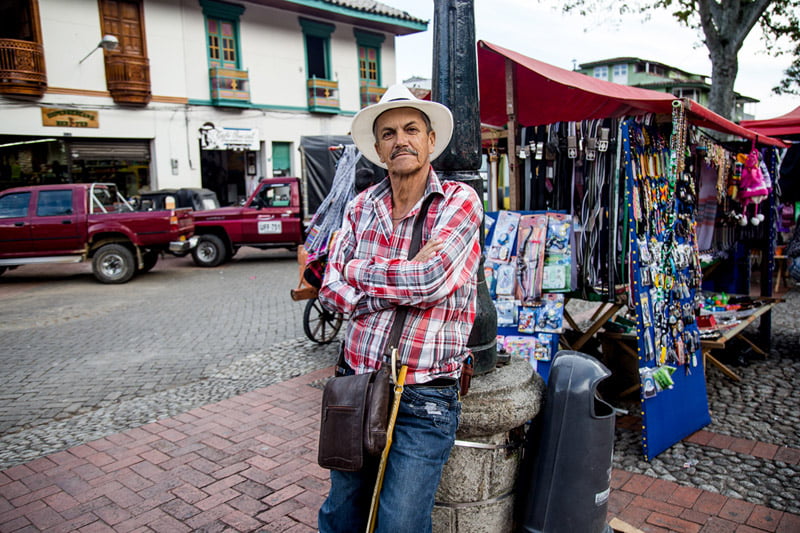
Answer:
[
  {"xmin": 358, "ymin": 46, "xmax": 379, "ymax": 85},
  {"xmin": 201, "ymin": 0, "xmax": 244, "ymax": 69},
  {"xmin": 272, "ymin": 142, "xmax": 291, "ymax": 177},
  {"xmin": 355, "ymin": 30, "xmax": 384, "ymax": 108},
  {"xmin": 300, "ymin": 18, "xmax": 334, "ymax": 81},
  {"xmin": 354, "ymin": 30, "xmax": 384, "ymax": 86},
  {"xmin": 207, "ymin": 18, "xmax": 238, "ymax": 68}
]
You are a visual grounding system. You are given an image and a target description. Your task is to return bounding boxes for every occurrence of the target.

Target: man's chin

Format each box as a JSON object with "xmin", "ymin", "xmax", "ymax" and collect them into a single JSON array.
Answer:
[{"xmin": 388, "ymin": 160, "xmax": 427, "ymax": 178}]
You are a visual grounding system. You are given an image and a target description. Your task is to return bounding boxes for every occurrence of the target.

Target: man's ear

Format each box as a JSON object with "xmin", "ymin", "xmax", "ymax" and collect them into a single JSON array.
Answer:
[
  {"xmin": 375, "ymin": 142, "xmax": 384, "ymax": 162},
  {"xmin": 428, "ymin": 130, "xmax": 436, "ymax": 154}
]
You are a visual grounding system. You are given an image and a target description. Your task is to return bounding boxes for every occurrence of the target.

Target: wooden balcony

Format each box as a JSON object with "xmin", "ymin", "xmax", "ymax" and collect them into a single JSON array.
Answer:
[
  {"xmin": 0, "ymin": 38, "xmax": 47, "ymax": 97},
  {"xmin": 360, "ymin": 84, "xmax": 386, "ymax": 108},
  {"xmin": 209, "ymin": 67, "xmax": 250, "ymax": 105},
  {"xmin": 307, "ymin": 77, "xmax": 339, "ymax": 113},
  {"xmin": 105, "ymin": 54, "xmax": 151, "ymax": 105}
]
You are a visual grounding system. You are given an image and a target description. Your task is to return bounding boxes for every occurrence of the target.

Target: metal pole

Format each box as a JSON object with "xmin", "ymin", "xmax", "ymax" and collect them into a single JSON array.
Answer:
[{"xmin": 432, "ymin": 0, "xmax": 497, "ymax": 374}]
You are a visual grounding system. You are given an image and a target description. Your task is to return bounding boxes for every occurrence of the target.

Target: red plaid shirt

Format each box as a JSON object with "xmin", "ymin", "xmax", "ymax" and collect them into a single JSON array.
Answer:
[{"xmin": 319, "ymin": 169, "xmax": 482, "ymax": 385}]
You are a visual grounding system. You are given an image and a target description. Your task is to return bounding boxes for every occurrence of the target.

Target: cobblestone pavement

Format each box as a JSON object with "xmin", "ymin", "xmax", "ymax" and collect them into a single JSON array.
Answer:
[
  {"xmin": 0, "ymin": 249, "xmax": 315, "ymax": 437},
  {"xmin": 1, "ymin": 252, "xmax": 798, "ymax": 522},
  {"xmin": 609, "ymin": 289, "xmax": 800, "ymax": 515}
]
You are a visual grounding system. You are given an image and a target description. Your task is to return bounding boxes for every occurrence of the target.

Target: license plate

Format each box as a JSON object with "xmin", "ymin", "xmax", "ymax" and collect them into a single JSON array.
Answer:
[{"xmin": 258, "ymin": 220, "xmax": 282, "ymax": 234}]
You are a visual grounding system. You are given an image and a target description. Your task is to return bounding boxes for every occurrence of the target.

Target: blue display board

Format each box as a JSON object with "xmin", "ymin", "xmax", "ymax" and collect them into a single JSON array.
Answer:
[
  {"xmin": 486, "ymin": 211, "xmax": 564, "ymax": 383},
  {"xmin": 621, "ymin": 118, "xmax": 711, "ymax": 460}
]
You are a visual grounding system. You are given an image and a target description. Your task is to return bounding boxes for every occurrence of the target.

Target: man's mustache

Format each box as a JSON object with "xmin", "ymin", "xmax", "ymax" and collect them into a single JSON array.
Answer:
[{"xmin": 391, "ymin": 147, "xmax": 419, "ymax": 159}]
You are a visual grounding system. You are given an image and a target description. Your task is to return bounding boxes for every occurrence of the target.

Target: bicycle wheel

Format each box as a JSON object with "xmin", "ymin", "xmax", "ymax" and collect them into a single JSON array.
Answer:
[{"xmin": 303, "ymin": 298, "xmax": 343, "ymax": 344}]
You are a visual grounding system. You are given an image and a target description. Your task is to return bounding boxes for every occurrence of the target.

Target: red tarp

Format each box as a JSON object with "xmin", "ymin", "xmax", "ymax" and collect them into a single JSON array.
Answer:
[
  {"xmin": 740, "ymin": 106, "xmax": 800, "ymax": 138},
  {"xmin": 477, "ymin": 40, "xmax": 786, "ymax": 148}
]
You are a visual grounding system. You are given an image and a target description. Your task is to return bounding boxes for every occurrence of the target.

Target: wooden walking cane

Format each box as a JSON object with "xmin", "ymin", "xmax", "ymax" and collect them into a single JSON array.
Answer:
[{"xmin": 366, "ymin": 348, "xmax": 407, "ymax": 533}]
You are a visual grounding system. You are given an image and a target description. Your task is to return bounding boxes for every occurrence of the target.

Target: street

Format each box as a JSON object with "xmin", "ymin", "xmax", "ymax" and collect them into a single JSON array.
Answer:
[
  {"xmin": 0, "ymin": 249, "xmax": 338, "ymax": 458},
  {"xmin": 1, "ymin": 250, "xmax": 798, "ymax": 520}
]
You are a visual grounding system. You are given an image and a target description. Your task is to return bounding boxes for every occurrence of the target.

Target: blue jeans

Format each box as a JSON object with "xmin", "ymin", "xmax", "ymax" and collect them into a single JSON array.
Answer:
[{"xmin": 318, "ymin": 383, "xmax": 461, "ymax": 533}]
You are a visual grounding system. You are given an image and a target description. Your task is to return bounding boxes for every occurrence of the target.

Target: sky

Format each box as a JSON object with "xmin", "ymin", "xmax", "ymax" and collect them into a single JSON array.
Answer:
[{"xmin": 380, "ymin": 0, "xmax": 800, "ymax": 120}]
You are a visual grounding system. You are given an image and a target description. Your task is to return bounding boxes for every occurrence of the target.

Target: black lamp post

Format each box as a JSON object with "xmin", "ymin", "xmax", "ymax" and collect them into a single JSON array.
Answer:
[{"xmin": 431, "ymin": 0, "xmax": 498, "ymax": 374}]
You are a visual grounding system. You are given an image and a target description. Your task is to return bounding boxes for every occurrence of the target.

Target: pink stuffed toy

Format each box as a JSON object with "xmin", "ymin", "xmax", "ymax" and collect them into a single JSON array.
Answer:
[{"xmin": 737, "ymin": 148, "xmax": 769, "ymax": 225}]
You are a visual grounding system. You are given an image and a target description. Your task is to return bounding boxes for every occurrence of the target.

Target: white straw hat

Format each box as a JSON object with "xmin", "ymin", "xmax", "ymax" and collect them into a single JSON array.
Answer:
[{"xmin": 350, "ymin": 84, "xmax": 454, "ymax": 169}]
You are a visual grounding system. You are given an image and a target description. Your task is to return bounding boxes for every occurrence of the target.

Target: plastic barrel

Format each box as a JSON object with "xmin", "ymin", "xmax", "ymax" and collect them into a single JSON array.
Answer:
[{"xmin": 517, "ymin": 350, "xmax": 615, "ymax": 533}]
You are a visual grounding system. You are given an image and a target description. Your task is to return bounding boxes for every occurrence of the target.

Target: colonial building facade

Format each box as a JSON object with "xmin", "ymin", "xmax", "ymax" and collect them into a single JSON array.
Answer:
[
  {"xmin": 577, "ymin": 57, "xmax": 758, "ymax": 123},
  {"xmin": 0, "ymin": 0, "xmax": 424, "ymax": 204}
]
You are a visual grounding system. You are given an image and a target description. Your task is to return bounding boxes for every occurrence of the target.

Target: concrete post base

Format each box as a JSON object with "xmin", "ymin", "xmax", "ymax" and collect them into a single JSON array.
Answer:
[{"xmin": 433, "ymin": 357, "xmax": 545, "ymax": 533}]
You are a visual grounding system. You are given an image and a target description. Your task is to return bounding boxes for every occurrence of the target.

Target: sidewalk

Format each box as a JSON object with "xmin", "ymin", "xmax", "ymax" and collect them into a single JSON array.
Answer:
[{"xmin": 1, "ymin": 366, "xmax": 798, "ymax": 533}]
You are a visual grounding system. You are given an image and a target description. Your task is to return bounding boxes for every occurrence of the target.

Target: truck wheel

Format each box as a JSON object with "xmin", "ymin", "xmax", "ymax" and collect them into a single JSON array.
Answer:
[
  {"xmin": 92, "ymin": 244, "xmax": 136, "ymax": 284},
  {"xmin": 138, "ymin": 251, "xmax": 159, "ymax": 273},
  {"xmin": 192, "ymin": 234, "xmax": 227, "ymax": 267},
  {"xmin": 303, "ymin": 298, "xmax": 343, "ymax": 344}
]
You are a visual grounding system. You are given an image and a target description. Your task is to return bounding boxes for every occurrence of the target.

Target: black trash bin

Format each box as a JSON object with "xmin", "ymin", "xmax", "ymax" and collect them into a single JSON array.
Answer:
[{"xmin": 517, "ymin": 350, "xmax": 615, "ymax": 533}]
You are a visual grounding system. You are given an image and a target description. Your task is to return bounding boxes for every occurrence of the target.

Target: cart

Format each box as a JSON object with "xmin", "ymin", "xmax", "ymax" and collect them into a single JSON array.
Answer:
[
  {"xmin": 291, "ymin": 245, "xmax": 344, "ymax": 344},
  {"xmin": 292, "ymin": 143, "xmax": 375, "ymax": 344}
]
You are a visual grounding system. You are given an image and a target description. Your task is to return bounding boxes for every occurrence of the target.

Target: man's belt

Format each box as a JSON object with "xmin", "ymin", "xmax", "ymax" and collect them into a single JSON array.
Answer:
[{"xmin": 409, "ymin": 377, "xmax": 458, "ymax": 388}]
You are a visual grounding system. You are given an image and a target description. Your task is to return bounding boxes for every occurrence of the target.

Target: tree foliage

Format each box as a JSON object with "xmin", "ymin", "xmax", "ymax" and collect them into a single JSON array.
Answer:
[{"xmin": 559, "ymin": 1, "xmax": 800, "ymax": 117}]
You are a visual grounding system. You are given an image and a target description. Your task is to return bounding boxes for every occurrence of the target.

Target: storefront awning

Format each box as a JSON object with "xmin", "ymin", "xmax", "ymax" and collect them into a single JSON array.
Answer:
[
  {"xmin": 740, "ymin": 106, "xmax": 800, "ymax": 138},
  {"xmin": 477, "ymin": 40, "xmax": 786, "ymax": 148}
]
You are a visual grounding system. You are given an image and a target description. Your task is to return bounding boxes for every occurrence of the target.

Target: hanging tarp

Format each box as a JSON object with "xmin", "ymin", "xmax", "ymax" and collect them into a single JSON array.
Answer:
[
  {"xmin": 477, "ymin": 40, "xmax": 785, "ymax": 147},
  {"xmin": 300, "ymin": 135, "xmax": 384, "ymax": 215},
  {"xmin": 300, "ymin": 135, "xmax": 353, "ymax": 216},
  {"xmin": 741, "ymin": 106, "xmax": 800, "ymax": 138}
]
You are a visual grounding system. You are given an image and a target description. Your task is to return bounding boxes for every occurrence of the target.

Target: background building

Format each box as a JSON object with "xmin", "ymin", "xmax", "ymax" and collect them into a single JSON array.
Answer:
[
  {"xmin": 0, "ymin": 0, "xmax": 425, "ymax": 205},
  {"xmin": 577, "ymin": 57, "xmax": 758, "ymax": 123}
]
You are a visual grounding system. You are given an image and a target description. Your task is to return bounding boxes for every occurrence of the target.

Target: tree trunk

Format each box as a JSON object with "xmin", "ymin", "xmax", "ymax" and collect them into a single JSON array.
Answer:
[
  {"xmin": 696, "ymin": 0, "xmax": 772, "ymax": 119},
  {"xmin": 707, "ymin": 48, "xmax": 738, "ymax": 119}
]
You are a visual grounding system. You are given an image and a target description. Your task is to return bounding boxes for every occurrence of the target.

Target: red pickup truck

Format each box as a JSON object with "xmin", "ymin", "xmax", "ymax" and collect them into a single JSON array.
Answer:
[
  {"xmin": 0, "ymin": 183, "xmax": 195, "ymax": 283},
  {"xmin": 190, "ymin": 177, "xmax": 304, "ymax": 267}
]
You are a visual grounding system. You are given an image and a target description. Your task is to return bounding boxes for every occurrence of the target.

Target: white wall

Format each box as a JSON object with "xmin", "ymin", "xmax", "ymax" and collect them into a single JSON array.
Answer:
[
  {"xmin": 242, "ymin": 7, "xmax": 308, "ymax": 108},
  {"xmin": 145, "ymin": 0, "xmax": 198, "ymax": 99},
  {"xmin": 3, "ymin": 0, "xmax": 401, "ymax": 191},
  {"xmin": 40, "ymin": 0, "xmax": 109, "ymax": 91}
]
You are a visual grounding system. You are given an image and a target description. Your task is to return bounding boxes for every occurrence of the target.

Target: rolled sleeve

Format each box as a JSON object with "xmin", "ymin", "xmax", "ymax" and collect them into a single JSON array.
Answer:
[
  {"xmin": 350, "ymin": 185, "xmax": 482, "ymax": 307},
  {"xmin": 318, "ymin": 208, "xmax": 362, "ymax": 315}
]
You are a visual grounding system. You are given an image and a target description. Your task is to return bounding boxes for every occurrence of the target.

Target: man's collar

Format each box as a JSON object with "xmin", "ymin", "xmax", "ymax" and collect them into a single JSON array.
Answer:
[
  {"xmin": 424, "ymin": 167, "xmax": 444, "ymax": 199},
  {"xmin": 371, "ymin": 166, "xmax": 443, "ymax": 201}
]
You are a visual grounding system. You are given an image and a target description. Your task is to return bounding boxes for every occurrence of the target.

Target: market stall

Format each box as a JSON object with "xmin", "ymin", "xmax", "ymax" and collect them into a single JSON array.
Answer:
[
  {"xmin": 741, "ymin": 105, "xmax": 800, "ymax": 139},
  {"xmin": 476, "ymin": 40, "xmax": 786, "ymax": 459}
]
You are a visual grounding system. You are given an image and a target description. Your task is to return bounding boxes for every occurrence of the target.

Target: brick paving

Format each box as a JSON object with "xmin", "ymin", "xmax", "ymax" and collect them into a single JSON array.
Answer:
[
  {"xmin": 2, "ymin": 256, "xmax": 798, "ymax": 531},
  {"xmin": 2, "ymin": 366, "xmax": 798, "ymax": 532}
]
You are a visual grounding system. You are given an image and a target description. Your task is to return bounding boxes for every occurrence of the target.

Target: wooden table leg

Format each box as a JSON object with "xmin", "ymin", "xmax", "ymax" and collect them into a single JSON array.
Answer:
[
  {"xmin": 703, "ymin": 350, "xmax": 741, "ymax": 382},
  {"xmin": 735, "ymin": 333, "xmax": 769, "ymax": 358},
  {"xmin": 590, "ymin": 302, "xmax": 609, "ymax": 322},
  {"xmin": 563, "ymin": 308, "xmax": 581, "ymax": 332},
  {"xmin": 619, "ymin": 383, "xmax": 641, "ymax": 398},
  {"xmin": 573, "ymin": 304, "xmax": 622, "ymax": 351}
]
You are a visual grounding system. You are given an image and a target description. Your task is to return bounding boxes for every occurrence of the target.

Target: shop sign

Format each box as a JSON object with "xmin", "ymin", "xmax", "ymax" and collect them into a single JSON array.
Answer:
[
  {"xmin": 199, "ymin": 122, "xmax": 259, "ymax": 151},
  {"xmin": 41, "ymin": 108, "xmax": 99, "ymax": 128}
]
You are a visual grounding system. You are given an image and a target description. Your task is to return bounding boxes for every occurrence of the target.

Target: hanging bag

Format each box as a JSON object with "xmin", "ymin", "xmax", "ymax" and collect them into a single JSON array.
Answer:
[
  {"xmin": 318, "ymin": 365, "xmax": 392, "ymax": 471},
  {"xmin": 318, "ymin": 195, "xmax": 434, "ymax": 472}
]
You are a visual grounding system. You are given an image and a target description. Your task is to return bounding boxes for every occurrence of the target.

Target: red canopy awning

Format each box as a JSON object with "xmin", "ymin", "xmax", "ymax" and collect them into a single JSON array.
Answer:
[
  {"xmin": 477, "ymin": 40, "xmax": 786, "ymax": 147},
  {"xmin": 740, "ymin": 106, "xmax": 800, "ymax": 138}
]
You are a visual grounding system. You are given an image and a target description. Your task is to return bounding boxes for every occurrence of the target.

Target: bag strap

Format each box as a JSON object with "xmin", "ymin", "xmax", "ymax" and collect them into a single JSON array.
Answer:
[{"xmin": 383, "ymin": 193, "xmax": 436, "ymax": 359}]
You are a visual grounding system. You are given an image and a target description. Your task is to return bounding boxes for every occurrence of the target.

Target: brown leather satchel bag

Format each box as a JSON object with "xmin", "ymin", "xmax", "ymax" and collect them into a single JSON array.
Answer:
[
  {"xmin": 317, "ymin": 196, "xmax": 434, "ymax": 472},
  {"xmin": 318, "ymin": 366, "xmax": 391, "ymax": 471}
]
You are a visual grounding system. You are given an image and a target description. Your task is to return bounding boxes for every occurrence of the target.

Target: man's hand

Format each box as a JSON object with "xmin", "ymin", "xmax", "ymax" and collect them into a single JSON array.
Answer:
[{"xmin": 412, "ymin": 238, "xmax": 443, "ymax": 262}]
